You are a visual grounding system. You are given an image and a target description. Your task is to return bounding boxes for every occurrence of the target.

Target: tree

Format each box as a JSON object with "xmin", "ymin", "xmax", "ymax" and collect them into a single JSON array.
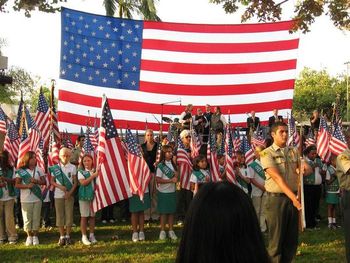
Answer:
[
  {"xmin": 29, "ymin": 86, "xmax": 54, "ymax": 113},
  {"xmin": 209, "ymin": 0, "xmax": 350, "ymax": 32},
  {"xmin": 0, "ymin": 66, "xmax": 38, "ymax": 105},
  {"xmin": 103, "ymin": 0, "xmax": 161, "ymax": 20},
  {"xmin": 0, "ymin": 0, "xmax": 65, "ymax": 17},
  {"xmin": 293, "ymin": 67, "xmax": 347, "ymax": 121}
]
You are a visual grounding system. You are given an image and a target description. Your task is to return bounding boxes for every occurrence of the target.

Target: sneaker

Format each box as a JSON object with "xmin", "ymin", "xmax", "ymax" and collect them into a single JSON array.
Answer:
[
  {"xmin": 9, "ymin": 240, "xmax": 17, "ymax": 244},
  {"xmin": 65, "ymin": 237, "xmax": 72, "ymax": 245},
  {"xmin": 82, "ymin": 236, "xmax": 91, "ymax": 245},
  {"xmin": 177, "ymin": 220, "xmax": 183, "ymax": 226},
  {"xmin": 138, "ymin": 231, "xmax": 145, "ymax": 241},
  {"xmin": 102, "ymin": 220, "xmax": 107, "ymax": 224},
  {"xmin": 58, "ymin": 237, "xmax": 66, "ymax": 246},
  {"xmin": 32, "ymin": 236, "xmax": 39, "ymax": 246},
  {"xmin": 328, "ymin": 224, "xmax": 334, "ymax": 229},
  {"xmin": 159, "ymin": 230, "xmax": 166, "ymax": 240},
  {"xmin": 132, "ymin": 232, "xmax": 139, "ymax": 242},
  {"xmin": 333, "ymin": 223, "xmax": 341, "ymax": 228},
  {"xmin": 25, "ymin": 236, "xmax": 33, "ymax": 246},
  {"xmin": 89, "ymin": 235, "xmax": 97, "ymax": 244},
  {"xmin": 109, "ymin": 219, "xmax": 115, "ymax": 223},
  {"xmin": 168, "ymin": 230, "xmax": 177, "ymax": 240}
]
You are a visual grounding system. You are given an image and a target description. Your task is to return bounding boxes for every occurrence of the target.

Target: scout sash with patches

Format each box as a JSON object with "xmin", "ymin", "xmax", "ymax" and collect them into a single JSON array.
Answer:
[
  {"xmin": 248, "ymin": 161, "xmax": 265, "ymax": 180},
  {"xmin": 49, "ymin": 165, "xmax": 73, "ymax": 191},
  {"xmin": 157, "ymin": 163, "xmax": 175, "ymax": 179},
  {"xmin": 17, "ymin": 169, "xmax": 43, "ymax": 201},
  {"xmin": 326, "ymin": 166, "xmax": 339, "ymax": 193},
  {"xmin": 192, "ymin": 170, "xmax": 207, "ymax": 182},
  {"xmin": 78, "ymin": 170, "xmax": 94, "ymax": 201}
]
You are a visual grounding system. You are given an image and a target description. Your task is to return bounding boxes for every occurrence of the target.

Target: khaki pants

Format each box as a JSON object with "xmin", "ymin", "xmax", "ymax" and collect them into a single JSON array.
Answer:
[
  {"xmin": 0, "ymin": 199, "xmax": 17, "ymax": 241},
  {"xmin": 252, "ymin": 195, "xmax": 267, "ymax": 232},
  {"xmin": 55, "ymin": 197, "xmax": 74, "ymax": 227},
  {"xmin": 21, "ymin": 201, "xmax": 42, "ymax": 232}
]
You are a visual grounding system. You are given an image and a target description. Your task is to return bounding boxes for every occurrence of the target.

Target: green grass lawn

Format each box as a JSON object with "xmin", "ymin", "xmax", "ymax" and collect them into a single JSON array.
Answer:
[{"xmin": 0, "ymin": 206, "xmax": 347, "ymax": 263}]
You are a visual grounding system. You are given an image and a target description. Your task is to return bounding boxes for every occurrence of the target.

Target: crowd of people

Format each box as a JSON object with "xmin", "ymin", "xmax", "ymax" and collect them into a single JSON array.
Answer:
[{"xmin": 1, "ymin": 104, "xmax": 350, "ymax": 263}]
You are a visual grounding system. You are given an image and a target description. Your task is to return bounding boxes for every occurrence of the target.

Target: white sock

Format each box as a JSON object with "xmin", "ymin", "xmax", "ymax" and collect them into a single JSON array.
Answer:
[
  {"xmin": 65, "ymin": 235, "xmax": 70, "ymax": 239},
  {"xmin": 328, "ymin": 217, "xmax": 332, "ymax": 224},
  {"xmin": 89, "ymin": 233, "xmax": 94, "ymax": 238},
  {"xmin": 60, "ymin": 236, "xmax": 65, "ymax": 239},
  {"xmin": 332, "ymin": 218, "xmax": 336, "ymax": 223},
  {"xmin": 82, "ymin": 234, "xmax": 87, "ymax": 239}
]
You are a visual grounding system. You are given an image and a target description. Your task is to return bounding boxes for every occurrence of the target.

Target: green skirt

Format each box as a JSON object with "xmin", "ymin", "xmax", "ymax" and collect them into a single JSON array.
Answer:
[
  {"xmin": 326, "ymin": 192, "xmax": 340, "ymax": 204},
  {"xmin": 157, "ymin": 191, "xmax": 176, "ymax": 214},
  {"xmin": 129, "ymin": 193, "xmax": 151, "ymax": 213}
]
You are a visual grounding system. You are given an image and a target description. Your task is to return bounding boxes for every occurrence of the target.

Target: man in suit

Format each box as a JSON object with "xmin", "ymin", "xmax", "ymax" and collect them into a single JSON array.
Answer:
[
  {"xmin": 268, "ymin": 109, "xmax": 283, "ymax": 128},
  {"xmin": 247, "ymin": 110, "xmax": 260, "ymax": 132}
]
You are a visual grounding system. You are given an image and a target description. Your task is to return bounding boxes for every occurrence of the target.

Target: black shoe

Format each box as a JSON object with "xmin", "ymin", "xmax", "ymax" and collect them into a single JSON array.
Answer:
[{"xmin": 58, "ymin": 237, "xmax": 66, "ymax": 246}]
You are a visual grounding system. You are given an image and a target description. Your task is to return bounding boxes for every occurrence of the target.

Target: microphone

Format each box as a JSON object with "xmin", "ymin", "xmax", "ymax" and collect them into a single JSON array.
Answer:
[{"xmin": 179, "ymin": 99, "xmax": 182, "ymax": 106}]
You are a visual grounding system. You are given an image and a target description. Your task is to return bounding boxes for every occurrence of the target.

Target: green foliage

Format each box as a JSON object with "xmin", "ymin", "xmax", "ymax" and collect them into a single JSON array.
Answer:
[
  {"xmin": 209, "ymin": 0, "xmax": 350, "ymax": 32},
  {"xmin": 29, "ymin": 86, "xmax": 52, "ymax": 113},
  {"xmin": 0, "ymin": 66, "xmax": 38, "ymax": 105},
  {"xmin": 293, "ymin": 68, "xmax": 347, "ymax": 121},
  {"xmin": 0, "ymin": 0, "xmax": 66, "ymax": 17}
]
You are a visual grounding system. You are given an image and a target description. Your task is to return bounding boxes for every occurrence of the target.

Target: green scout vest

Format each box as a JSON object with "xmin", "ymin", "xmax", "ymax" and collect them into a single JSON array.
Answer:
[
  {"xmin": 326, "ymin": 166, "xmax": 339, "ymax": 193},
  {"xmin": 237, "ymin": 168, "xmax": 248, "ymax": 190},
  {"xmin": 193, "ymin": 170, "xmax": 207, "ymax": 183},
  {"xmin": 17, "ymin": 169, "xmax": 43, "ymax": 201},
  {"xmin": 49, "ymin": 164, "xmax": 73, "ymax": 191},
  {"xmin": 304, "ymin": 158, "xmax": 323, "ymax": 185},
  {"xmin": 0, "ymin": 168, "xmax": 15, "ymax": 199},
  {"xmin": 78, "ymin": 170, "xmax": 94, "ymax": 201},
  {"xmin": 157, "ymin": 163, "xmax": 175, "ymax": 179},
  {"xmin": 248, "ymin": 161, "xmax": 265, "ymax": 180}
]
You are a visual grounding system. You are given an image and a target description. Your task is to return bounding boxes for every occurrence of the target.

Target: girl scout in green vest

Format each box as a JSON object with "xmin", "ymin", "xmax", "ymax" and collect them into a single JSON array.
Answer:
[
  {"xmin": 155, "ymin": 145, "xmax": 178, "ymax": 240},
  {"xmin": 326, "ymin": 154, "xmax": 340, "ymax": 229},
  {"xmin": 15, "ymin": 151, "xmax": 45, "ymax": 246},
  {"xmin": 190, "ymin": 155, "xmax": 210, "ymax": 195},
  {"xmin": 78, "ymin": 154, "xmax": 99, "ymax": 245},
  {"xmin": 0, "ymin": 151, "xmax": 17, "ymax": 244}
]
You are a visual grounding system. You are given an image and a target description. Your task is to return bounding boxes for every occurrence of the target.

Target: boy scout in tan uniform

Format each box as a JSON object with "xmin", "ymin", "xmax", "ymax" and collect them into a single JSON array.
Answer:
[
  {"xmin": 336, "ymin": 135, "xmax": 350, "ymax": 262},
  {"xmin": 260, "ymin": 122, "xmax": 310, "ymax": 263}
]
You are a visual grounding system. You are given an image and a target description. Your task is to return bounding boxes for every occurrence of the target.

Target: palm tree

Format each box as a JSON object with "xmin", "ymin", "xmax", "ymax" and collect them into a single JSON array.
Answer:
[{"xmin": 103, "ymin": 0, "xmax": 160, "ymax": 21}]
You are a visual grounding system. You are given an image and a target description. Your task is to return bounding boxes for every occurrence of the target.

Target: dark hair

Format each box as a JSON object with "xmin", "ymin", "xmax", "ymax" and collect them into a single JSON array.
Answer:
[
  {"xmin": 77, "ymin": 135, "xmax": 85, "ymax": 142},
  {"xmin": 176, "ymin": 182, "xmax": 269, "ymax": 263},
  {"xmin": 192, "ymin": 155, "xmax": 207, "ymax": 171},
  {"xmin": 270, "ymin": 121, "xmax": 287, "ymax": 134},
  {"xmin": 159, "ymin": 145, "xmax": 177, "ymax": 171},
  {"xmin": 79, "ymin": 154, "xmax": 94, "ymax": 170},
  {"xmin": 18, "ymin": 151, "xmax": 36, "ymax": 169},
  {"xmin": 0, "ymin": 151, "xmax": 12, "ymax": 173},
  {"xmin": 303, "ymin": 145, "xmax": 317, "ymax": 156}
]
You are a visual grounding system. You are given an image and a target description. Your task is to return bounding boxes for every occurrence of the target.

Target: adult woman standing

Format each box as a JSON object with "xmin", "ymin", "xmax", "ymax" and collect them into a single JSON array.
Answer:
[
  {"xmin": 141, "ymin": 129, "xmax": 159, "ymax": 223},
  {"xmin": 15, "ymin": 151, "xmax": 45, "ymax": 246}
]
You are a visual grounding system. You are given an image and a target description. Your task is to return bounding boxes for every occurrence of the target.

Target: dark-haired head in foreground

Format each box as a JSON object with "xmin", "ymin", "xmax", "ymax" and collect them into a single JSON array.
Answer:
[{"xmin": 176, "ymin": 182, "xmax": 269, "ymax": 263}]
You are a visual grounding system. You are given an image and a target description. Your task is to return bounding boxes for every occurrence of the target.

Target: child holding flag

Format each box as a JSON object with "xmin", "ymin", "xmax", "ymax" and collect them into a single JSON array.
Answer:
[
  {"xmin": 190, "ymin": 155, "xmax": 210, "ymax": 195},
  {"xmin": 15, "ymin": 151, "xmax": 45, "ymax": 246},
  {"xmin": 78, "ymin": 154, "xmax": 99, "ymax": 245},
  {"xmin": 156, "ymin": 145, "xmax": 178, "ymax": 240},
  {"xmin": 50, "ymin": 147, "xmax": 78, "ymax": 246}
]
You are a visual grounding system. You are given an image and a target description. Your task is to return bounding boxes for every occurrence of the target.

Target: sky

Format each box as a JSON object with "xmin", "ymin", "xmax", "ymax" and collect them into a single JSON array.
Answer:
[{"xmin": 0, "ymin": 0, "xmax": 349, "ymax": 88}]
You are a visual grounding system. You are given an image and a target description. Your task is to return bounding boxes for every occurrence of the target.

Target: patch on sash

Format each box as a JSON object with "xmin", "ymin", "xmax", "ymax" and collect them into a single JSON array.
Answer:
[{"xmin": 340, "ymin": 155, "xmax": 349, "ymax": 161}]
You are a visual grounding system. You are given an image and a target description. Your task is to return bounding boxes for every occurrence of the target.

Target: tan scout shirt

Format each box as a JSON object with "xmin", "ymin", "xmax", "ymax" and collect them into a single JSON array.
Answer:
[
  {"xmin": 336, "ymin": 148, "xmax": 350, "ymax": 191},
  {"xmin": 260, "ymin": 143, "xmax": 300, "ymax": 193},
  {"xmin": 70, "ymin": 146, "xmax": 82, "ymax": 166}
]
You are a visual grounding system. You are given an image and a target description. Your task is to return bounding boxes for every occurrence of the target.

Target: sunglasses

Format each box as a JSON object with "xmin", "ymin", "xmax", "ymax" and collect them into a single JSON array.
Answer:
[{"xmin": 185, "ymin": 136, "xmax": 191, "ymax": 138}]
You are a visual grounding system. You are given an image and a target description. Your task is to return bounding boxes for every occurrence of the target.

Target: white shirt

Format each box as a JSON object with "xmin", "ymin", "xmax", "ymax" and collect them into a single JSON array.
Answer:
[
  {"xmin": 248, "ymin": 160, "xmax": 266, "ymax": 197},
  {"xmin": 53, "ymin": 162, "xmax": 76, "ymax": 198},
  {"xmin": 156, "ymin": 161, "xmax": 176, "ymax": 193},
  {"xmin": 16, "ymin": 167, "xmax": 44, "ymax": 203},
  {"xmin": 0, "ymin": 169, "xmax": 15, "ymax": 201}
]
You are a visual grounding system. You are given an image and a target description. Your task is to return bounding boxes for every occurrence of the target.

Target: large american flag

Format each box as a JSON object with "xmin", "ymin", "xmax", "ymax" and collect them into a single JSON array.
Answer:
[
  {"xmin": 34, "ymin": 89, "xmax": 50, "ymax": 146},
  {"xmin": 92, "ymin": 97, "xmax": 131, "ymax": 212},
  {"xmin": 125, "ymin": 128, "xmax": 151, "ymax": 201},
  {"xmin": 3, "ymin": 120, "xmax": 20, "ymax": 166},
  {"xmin": 58, "ymin": 8, "xmax": 299, "ymax": 133}
]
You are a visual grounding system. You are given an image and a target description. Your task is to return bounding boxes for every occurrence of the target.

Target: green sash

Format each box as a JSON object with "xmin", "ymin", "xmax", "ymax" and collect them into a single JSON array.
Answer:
[
  {"xmin": 49, "ymin": 164, "xmax": 73, "ymax": 191},
  {"xmin": 17, "ymin": 169, "xmax": 43, "ymax": 201},
  {"xmin": 78, "ymin": 170, "xmax": 94, "ymax": 201},
  {"xmin": 304, "ymin": 158, "xmax": 322, "ymax": 185},
  {"xmin": 237, "ymin": 176, "xmax": 248, "ymax": 190},
  {"xmin": 248, "ymin": 161, "xmax": 265, "ymax": 180},
  {"xmin": 193, "ymin": 170, "xmax": 206, "ymax": 182},
  {"xmin": 157, "ymin": 163, "xmax": 175, "ymax": 179},
  {"xmin": 326, "ymin": 166, "xmax": 339, "ymax": 192}
]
